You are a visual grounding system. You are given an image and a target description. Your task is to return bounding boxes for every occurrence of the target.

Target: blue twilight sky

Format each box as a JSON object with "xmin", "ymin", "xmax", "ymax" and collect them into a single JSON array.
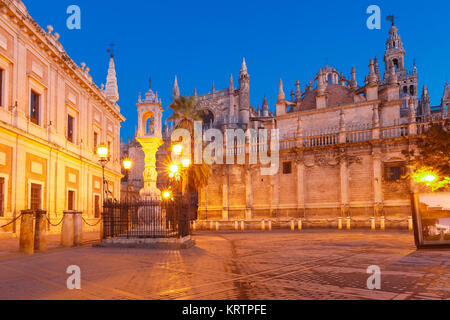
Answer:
[{"xmin": 23, "ymin": 0, "xmax": 450, "ymax": 140}]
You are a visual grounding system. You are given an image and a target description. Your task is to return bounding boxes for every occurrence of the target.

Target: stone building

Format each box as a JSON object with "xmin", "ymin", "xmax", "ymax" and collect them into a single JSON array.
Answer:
[
  {"xmin": 122, "ymin": 22, "xmax": 449, "ymax": 225},
  {"xmin": 0, "ymin": 0, "xmax": 125, "ymax": 234}
]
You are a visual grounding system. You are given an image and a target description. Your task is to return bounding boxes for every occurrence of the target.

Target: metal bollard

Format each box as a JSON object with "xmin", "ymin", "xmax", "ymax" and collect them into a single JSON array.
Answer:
[
  {"xmin": 408, "ymin": 216, "xmax": 413, "ymax": 231},
  {"xmin": 261, "ymin": 220, "xmax": 266, "ymax": 231},
  {"xmin": 234, "ymin": 220, "xmax": 239, "ymax": 231},
  {"xmin": 370, "ymin": 217, "xmax": 376, "ymax": 231},
  {"xmin": 240, "ymin": 220, "xmax": 245, "ymax": 232},
  {"xmin": 215, "ymin": 221, "xmax": 219, "ymax": 231},
  {"xmin": 290, "ymin": 220, "xmax": 295, "ymax": 232},
  {"xmin": 380, "ymin": 216, "xmax": 385, "ymax": 231},
  {"xmin": 268, "ymin": 220, "xmax": 272, "ymax": 231},
  {"xmin": 346, "ymin": 217, "xmax": 351, "ymax": 230},
  {"xmin": 298, "ymin": 219, "xmax": 302, "ymax": 231},
  {"xmin": 338, "ymin": 217, "xmax": 342, "ymax": 230}
]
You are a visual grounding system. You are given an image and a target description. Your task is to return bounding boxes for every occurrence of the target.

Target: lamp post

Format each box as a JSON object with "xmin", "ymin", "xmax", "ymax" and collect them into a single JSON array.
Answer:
[
  {"xmin": 169, "ymin": 143, "xmax": 191, "ymax": 237},
  {"xmin": 97, "ymin": 143, "xmax": 110, "ymax": 204},
  {"xmin": 122, "ymin": 157, "xmax": 132, "ymax": 203}
]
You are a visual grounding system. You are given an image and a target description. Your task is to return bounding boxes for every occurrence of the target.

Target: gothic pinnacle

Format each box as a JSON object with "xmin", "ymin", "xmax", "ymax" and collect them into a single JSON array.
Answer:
[{"xmin": 277, "ymin": 79, "xmax": 285, "ymax": 102}]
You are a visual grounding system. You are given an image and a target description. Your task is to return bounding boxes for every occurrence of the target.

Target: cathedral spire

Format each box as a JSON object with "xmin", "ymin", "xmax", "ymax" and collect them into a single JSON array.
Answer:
[
  {"xmin": 105, "ymin": 54, "xmax": 119, "ymax": 103},
  {"xmin": 277, "ymin": 79, "xmax": 285, "ymax": 102},
  {"xmin": 295, "ymin": 80, "xmax": 301, "ymax": 101},
  {"xmin": 229, "ymin": 74, "xmax": 234, "ymax": 90},
  {"xmin": 350, "ymin": 66, "xmax": 357, "ymax": 89},
  {"xmin": 173, "ymin": 75, "xmax": 180, "ymax": 99},
  {"xmin": 367, "ymin": 58, "xmax": 377, "ymax": 85},
  {"xmin": 262, "ymin": 94, "xmax": 269, "ymax": 117},
  {"xmin": 240, "ymin": 58, "xmax": 248, "ymax": 75}
]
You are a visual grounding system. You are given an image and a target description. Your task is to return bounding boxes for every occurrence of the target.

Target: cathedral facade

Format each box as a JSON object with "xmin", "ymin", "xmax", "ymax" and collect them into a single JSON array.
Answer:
[{"xmin": 122, "ymin": 22, "xmax": 449, "ymax": 226}]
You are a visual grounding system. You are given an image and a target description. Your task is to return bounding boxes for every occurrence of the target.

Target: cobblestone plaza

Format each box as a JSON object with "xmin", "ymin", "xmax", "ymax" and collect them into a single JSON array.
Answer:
[{"xmin": 0, "ymin": 231, "xmax": 448, "ymax": 300}]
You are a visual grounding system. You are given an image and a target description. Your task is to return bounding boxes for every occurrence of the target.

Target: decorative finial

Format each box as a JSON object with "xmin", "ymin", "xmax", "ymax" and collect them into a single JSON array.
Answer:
[
  {"xmin": 386, "ymin": 15, "xmax": 395, "ymax": 26},
  {"xmin": 107, "ymin": 43, "xmax": 115, "ymax": 58}
]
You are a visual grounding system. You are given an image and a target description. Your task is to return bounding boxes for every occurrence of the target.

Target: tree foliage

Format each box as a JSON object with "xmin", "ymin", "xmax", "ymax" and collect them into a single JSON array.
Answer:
[
  {"xmin": 168, "ymin": 96, "xmax": 211, "ymax": 190},
  {"xmin": 404, "ymin": 119, "xmax": 450, "ymax": 190}
]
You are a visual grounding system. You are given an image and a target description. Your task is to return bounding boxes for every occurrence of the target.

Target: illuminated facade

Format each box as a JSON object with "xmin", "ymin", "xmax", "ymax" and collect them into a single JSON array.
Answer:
[{"xmin": 0, "ymin": 0, "xmax": 125, "ymax": 233}]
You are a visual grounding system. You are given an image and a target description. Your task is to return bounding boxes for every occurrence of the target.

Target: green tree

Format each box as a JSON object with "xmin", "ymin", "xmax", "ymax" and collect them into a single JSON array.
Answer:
[
  {"xmin": 404, "ymin": 119, "xmax": 450, "ymax": 190},
  {"xmin": 167, "ymin": 96, "xmax": 211, "ymax": 190}
]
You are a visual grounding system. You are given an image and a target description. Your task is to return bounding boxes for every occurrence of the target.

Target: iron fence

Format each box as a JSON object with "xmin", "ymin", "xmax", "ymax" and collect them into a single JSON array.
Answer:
[{"xmin": 102, "ymin": 199, "xmax": 190, "ymax": 239}]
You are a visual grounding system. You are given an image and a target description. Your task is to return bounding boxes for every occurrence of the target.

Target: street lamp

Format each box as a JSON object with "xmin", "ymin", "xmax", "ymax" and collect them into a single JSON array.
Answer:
[
  {"xmin": 173, "ymin": 144, "xmax": 183, "ymax": 156},
  {"xmin": 122, "ymin": 157, "xmax": 132, "ymax": 203},
  {"xmin": 97, "ymin": 143, "xmax": 110, "ymax": 204}
]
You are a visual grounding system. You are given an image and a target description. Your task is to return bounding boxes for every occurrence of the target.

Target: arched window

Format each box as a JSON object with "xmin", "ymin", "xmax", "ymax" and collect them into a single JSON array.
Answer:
[
  {"xmin": 393, "ymin": 59, "xmax": 399, "ymax": 70},
  {"xmin": 328, "ymin": 74, "xmax": 333, "ymax": 85},
  {"xmin": 410, "ymin": 85, "xmax": 415, "ymax": 96},
  {"xmin": 201, "ymin": 110, "xmax": 214, "ymax": 129},
  {"xmin": 403, "ymin": 86, "xmax": 408, "ymax": 94}
]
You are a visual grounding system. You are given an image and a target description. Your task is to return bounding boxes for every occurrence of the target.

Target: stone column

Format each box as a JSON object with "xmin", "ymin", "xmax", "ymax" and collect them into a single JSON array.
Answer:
[
  {"xmin": 136, "ymin": 136, "xmax": 164, "ymax": 200},
  {"xmin": 339, "ymin": 155, "xmax": 349, "ymax": 216},
  {"xmin": 34, "ymin": 210, "xmax": 47, "ymax": 252},
  {"xmin": 372, "ymin": 151, "xmax": 384, "ymax": 216},
  {"xmin": 222, "ymin": 167, "xmax": 229, "ymax": 220},
  {"xmin": 270, "ymin": 171, "xmax": 280, "ymax": 217},
  {"xmin": 296, "ymin": 159, "xmax": 305, "ymax": 217},
  {"xmin": 245, "ymin": 166, "xmax": 253, "ymax": 220},
  {"xmin": 19, "ymin": 210, "xmax": 35, "ymax": 254}
]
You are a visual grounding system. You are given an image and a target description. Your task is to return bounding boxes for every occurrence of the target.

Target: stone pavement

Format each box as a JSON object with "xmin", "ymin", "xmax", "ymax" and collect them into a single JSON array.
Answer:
[{"xmin": 0, "ymin": 230, "xmax": 449, "ymax": 300}]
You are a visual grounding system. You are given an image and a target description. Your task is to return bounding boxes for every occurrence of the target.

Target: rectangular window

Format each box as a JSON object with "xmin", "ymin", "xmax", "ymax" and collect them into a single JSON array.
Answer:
[
  {"xmin": 67, "ymin": 115, "xmax": 74, "ymax": 143},
  {"xmin": 30, "ymin": 183, "xmax": 42, "ymax": 210},
  {"xmin": 384, "ymin": 163, "xmax": 406, "ymax": 181},
  {"xmin": 30, "ymin": 91, "xmax": 40, "ymax": 125},
  {"xmin": 94, "ymin": 194, "xmax": 100, "ymax": 218},
  {"xmin": 283, "ymin": 161, "xmax": 292, "ymax": 175},
  {"xmin": 93, "ymin": 132, "xmax": 98, "ymax": 153},
  {"xmin": 68, "ymin": 190, "xmax": 75, "ymax": 211},
  {"xmin": 0, "ymin": 177, "xmax": 4, "ymax": 217}
]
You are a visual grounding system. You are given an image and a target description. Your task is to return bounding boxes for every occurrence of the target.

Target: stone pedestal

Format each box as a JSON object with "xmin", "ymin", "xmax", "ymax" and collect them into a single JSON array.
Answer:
[
  {"xmin": 34, "ymin": 210, "xmax": 47, "ymax": 252},
  {"xmin": 19, "ymin": 210, "xmax": 35, "ymax": 254}
]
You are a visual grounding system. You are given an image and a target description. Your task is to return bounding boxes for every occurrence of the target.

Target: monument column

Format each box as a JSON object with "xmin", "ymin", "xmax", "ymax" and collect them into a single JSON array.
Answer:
[{"xmin": 135, "ymin": 80, "xmax": 164, "ymax": 200}]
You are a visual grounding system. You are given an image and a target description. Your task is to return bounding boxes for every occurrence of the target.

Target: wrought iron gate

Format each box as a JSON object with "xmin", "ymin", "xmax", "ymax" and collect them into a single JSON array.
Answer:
[{"xmin": 102, "ymin": 200, "xmax": 190, "ymax": 239}]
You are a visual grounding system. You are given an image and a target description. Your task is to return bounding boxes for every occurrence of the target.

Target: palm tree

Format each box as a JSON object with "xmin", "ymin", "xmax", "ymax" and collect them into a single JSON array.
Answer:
[{"xmin": 167, "ymin": 95, "xmax": 211, "ymax": 191}]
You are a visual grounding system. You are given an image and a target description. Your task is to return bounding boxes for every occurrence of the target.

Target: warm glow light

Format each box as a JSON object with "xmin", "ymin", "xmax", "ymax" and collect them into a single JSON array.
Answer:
[
  {"xmin": 97, "ymin": 143, "xmax": 109, "ymax": 159},
  {"xmin": 169, "ymin": 164, "xmax": 179, "ymax": 175},
  {"xmin": 422, "ymin": 174, "xmax": 437, "ymax": 183},
  {"xmin": 122, "ymin": 157, "xmax": 132, "ymax": 170},
  {"xmin": 173, "ymin": 144, "xmax": 183, "ymax": 156},
  {"xmin": 169, "ymin": 172, "xmax": 174, "ymax": 178},
  {"xmin": 182, "ymin": 158, "xmax": 191, "ymax": 168},
  {"xmin": 162, "ymin": 190, "xmax": 172, "ymax": 200}
]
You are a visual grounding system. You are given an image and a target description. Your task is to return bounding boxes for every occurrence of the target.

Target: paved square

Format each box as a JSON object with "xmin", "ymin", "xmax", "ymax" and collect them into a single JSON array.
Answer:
[{"xmin": 0, "ymin": 230, "xmax": 449, "ymax": 300}]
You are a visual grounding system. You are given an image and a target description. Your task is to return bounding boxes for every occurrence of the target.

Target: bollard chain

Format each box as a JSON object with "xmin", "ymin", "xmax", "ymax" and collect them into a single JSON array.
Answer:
[
  {"xmin": 81, "ymin": 216, "xmax": 102, "ymax": 227},
  {"xmin": 45, "ymin": 214, "xmax": 65, "ymax": 227},
  {"xmin": 0, "ymin": 214, "xmax": 22, "ymax": 229}
]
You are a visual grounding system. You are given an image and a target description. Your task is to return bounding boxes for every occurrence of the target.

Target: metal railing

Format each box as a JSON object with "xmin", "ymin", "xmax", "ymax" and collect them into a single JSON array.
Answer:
[{"xmin": 102, "ymin": 200, "xmax": 189, "ymax": 239}]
